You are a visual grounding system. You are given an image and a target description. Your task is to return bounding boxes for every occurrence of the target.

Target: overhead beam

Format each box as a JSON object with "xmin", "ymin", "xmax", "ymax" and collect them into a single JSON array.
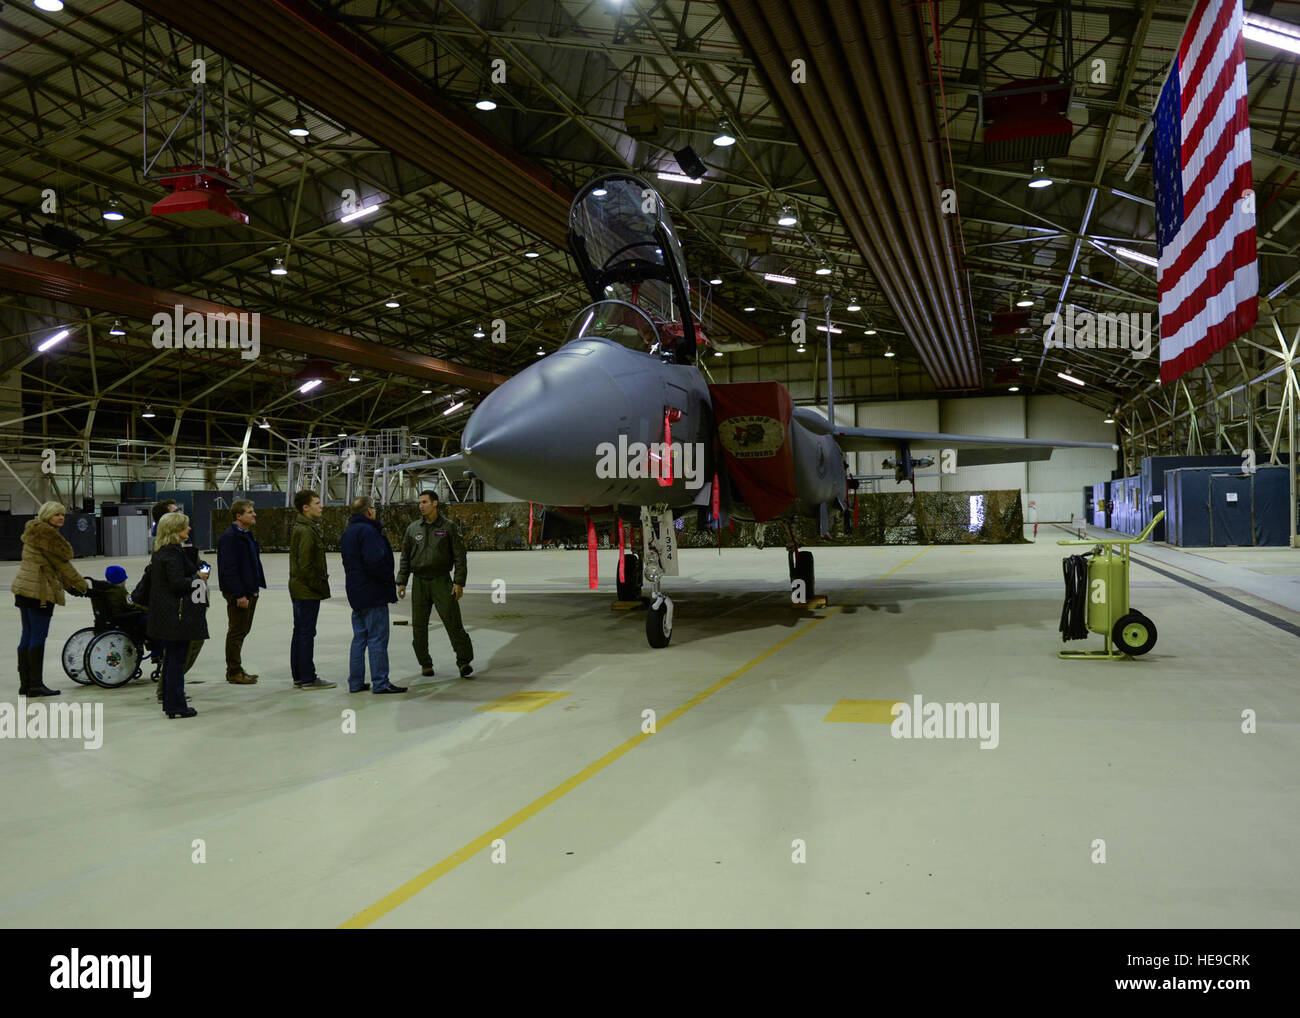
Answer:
[{"xmin": 0, "ymin": 251, "xmax": 506, "ymax": 392}]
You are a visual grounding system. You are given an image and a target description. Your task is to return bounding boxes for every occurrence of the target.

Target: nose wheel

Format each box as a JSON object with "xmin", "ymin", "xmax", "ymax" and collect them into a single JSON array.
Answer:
[{"xmin": 646, "ymin": 592, "xmax": 673, "ymax": 647}]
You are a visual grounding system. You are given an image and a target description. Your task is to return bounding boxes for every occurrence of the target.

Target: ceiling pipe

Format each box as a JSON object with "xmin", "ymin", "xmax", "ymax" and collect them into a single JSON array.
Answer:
[
  {"xmin": 720, "ymin": 0, "xmax": 978, "ymax": 388},
  {"xmin": 724, "ymin": 1, "xmax": 950, "ymax": 385}
]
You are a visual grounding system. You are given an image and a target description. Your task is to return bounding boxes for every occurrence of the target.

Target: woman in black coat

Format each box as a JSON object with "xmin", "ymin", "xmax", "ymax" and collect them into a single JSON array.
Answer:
[{"xmin": 146, "ymin": 512, "xmax": 210, "ymax": 719}]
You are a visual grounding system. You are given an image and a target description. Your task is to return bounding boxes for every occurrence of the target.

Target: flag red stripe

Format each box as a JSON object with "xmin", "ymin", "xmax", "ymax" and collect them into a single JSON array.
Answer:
[
  {"xmin": 1180, "ymin": 0, "xmax": 1235, "ymax": 103},
  {"xmin": 1161, "ymin": 229, "xmax": 1257, "ymax": 337},
  {"xmin": 1165, "ymin": 154, "xmax": 1252, "ymax": 285},
  {"xmin": 1160, "ymin": 294, "xmax": 1258, "ymax": 384},
  {"xmin": 1181, "ymin": 51, "xmax": 1243, "ymax": 172},
  {"xmin": 1178, "ymin": 0, "xmax": 1215, "ymax": 67}
]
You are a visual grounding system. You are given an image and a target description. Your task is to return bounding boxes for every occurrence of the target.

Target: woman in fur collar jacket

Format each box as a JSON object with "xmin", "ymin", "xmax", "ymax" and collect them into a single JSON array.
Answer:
[{"xmin": 10, "ymin": 501, "xmax": 89, "ymax": 696}]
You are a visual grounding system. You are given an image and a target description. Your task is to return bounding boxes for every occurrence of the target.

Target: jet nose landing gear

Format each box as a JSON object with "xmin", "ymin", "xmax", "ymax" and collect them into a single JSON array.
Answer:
[{"xmin": 641, "ymin": 505, "xmax": 678, "ymax": 647}]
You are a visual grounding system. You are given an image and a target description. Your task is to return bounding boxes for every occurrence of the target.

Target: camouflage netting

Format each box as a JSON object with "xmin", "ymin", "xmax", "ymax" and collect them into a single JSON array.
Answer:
[{"xmin": 213, "ymin": 491, "xmax": 1024, "ymax": 552}]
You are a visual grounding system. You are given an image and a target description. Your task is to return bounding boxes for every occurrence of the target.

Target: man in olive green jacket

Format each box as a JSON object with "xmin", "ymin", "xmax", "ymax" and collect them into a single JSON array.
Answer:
[
  {"xmin": 288, "ymin": 489, "xmax": 335, "ymax": 690},
  {"xmin": 397, "ymin": 489, "xmax": 474, "ymax": 678}
]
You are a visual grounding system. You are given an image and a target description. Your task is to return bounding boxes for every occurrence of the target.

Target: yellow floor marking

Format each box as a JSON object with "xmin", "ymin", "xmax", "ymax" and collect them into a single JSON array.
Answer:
[
  {"xmin": 823, "ymin": 699, "xmax": 901, "ymax": 724},
  {"xmin": 879, "ymin": 544, "xmax": 933, "ymax": 578},
  {"xmin": 341, "ymin": 545, "xmax": 935, "ymax": 929},
  {"xmin": 340, "ymin": 608, "xmax": 841, "ymax": 928},
  {"xmin": 476, "ymin": 691, "xmax": 571, "ymax": 713}
]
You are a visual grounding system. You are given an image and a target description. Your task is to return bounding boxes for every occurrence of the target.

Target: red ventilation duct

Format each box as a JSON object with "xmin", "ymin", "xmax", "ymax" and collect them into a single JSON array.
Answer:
[
  {"xmin": 150, "ymin": 165, "xmax": 250, "ymax": 227},
  {"xmin": 982, "ymin": 79, "xmax": 1074, "ymax": 164}
]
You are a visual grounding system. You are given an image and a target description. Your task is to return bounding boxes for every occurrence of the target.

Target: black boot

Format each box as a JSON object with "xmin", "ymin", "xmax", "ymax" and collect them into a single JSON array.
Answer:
[
  {"xmin": 25, "ymin": 645, "xmax": 60, "ymax": 697},
  {"xmin": 17, "ymin": 648, "xmax": 30, "ymax": 695}
]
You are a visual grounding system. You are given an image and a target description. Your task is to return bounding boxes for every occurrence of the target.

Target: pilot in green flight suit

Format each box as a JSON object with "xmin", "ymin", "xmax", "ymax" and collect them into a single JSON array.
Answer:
[{"xmin": 397, "ymin": 490, "xmax": 475, "ymax": 678}]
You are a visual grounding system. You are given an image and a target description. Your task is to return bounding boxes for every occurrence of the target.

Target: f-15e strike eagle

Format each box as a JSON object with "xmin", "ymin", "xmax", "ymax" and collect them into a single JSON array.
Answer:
[{"xmin": 416, "ymin": 173, "xmax": 1116, "ymax": 647}]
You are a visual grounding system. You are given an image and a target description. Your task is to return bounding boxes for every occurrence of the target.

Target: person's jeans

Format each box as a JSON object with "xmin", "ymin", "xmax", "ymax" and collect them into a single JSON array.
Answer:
[
  {"xmin": 18, "ymin": 603, "xmax": 53, "ymax": 650},
  {"xmin": 290, "ymin": 598, "xmax": 321, "ymax": 685},
  {"xmin": 349, "ymin": 604, "xmax": 390, "ymax": 691},
  {"xmin": 160, "ymin": 639, "xmax": 189, "ymax": 714}
]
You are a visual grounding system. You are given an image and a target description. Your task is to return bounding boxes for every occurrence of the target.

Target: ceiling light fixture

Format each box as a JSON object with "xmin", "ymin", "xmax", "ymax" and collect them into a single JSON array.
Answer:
[
  {"xmin": 1009, "ymin": 386, "xmax": 1020, "ymax": 393},
  {"xmin": 108, "ymin": 320, "xmax": 125, "ymax": 336},
  {"xmin": 1015, "ymin": 290, "xmax": 1034, "ymax": 308},
  {"xmin": 864, "ymin": 325, "xmax": 878, "ymax": 336},
  {"xmin": 777, "ymin": 205, "xmax": 798, "ymax": 227},
  {"xmin": 340, "ymin": 203, "xmax": 382, "ymax": 223},
  {"xmin": 743, "ymin": 304, "xmax": 756, "ymax": 312},
  {"xmin": 37, "ymin": 329, "xmax": 69, "ymax": 353},
  {"xmin": 33, "ymin": 1, "xmax": 65, "ymax": 13},
  {"xmin": 883, "ymin": 347, "xmax": 895, "ymax": 358},
  {"xmin": 713, "ymin": 120, "xmax": 736, "ymax": 147},
  {"xmin": 385, "ymin": 296, "xmax": 400, "ymax": 308},
  {"xmin": 141, "ymin": 404, "xmax": 156, "ymax": 419},
  {"xmin": 298, "ymin": 379, "xmax": 322, "ymax": 394},
  {"xmin": 1028, "ymin": 161, "xmax": 1052, "ymax": 188},
  {"xmin": 1104, "ymin": 415, "xmax": 1116, "ymax": 424},
  {"xmin": 1114, "ymin": 246, "xmax": 1159, "ymax": 267},
  {"xmin": 443, "ymin": 401, "xmax": 465, "ymax": 415},
  {"xmin": 524, "ymin": 250, "xmax": 540, "ymax": 259},
  {"xmin": 708, "ymin": 276, "xmax": 723, "ymax": 286},
  {"xmin": 1245, "ymin": 13, "xmax": 1300, "ymax": 56},
  {"xmin": 846, "ymin": 298, "xmax": 861, "ymax": 312},
  {"xmin": 475, "ymin": 99, "xmax": 497, "ymax": 111},
  {"xmin": 258, "ymin": 418, "xmax": 271, "ymax": 429},
  {"xmin": 421, "ymin": 388, "xmax": 433, "ymax": 395},
  {"xmin": 348, "ymin": 374, "xmax": 360, "ymax": 382},
  {"xmin": 815, "ymin": 325, "xmax": 843, "ymax": 334},
  {"xmin": 657, "ymin": 172, "xmax": 702, "ymax": 185},
  {"xmin": 1011, "ymin": 355, "xmax": 1023, "ymax": 363},
  {"xmin": 763, "ymin": 273, "xmax": 798, "ymax": 285},
  {"xmin": 473, "ymin": 324, "xmax": 486, "ymax": 338},
  {"xmin": 814, "ymin": 261, "xmax": 832, "ymax": 277},
  {"xmin": 1057, "ymin": 371, "xmax": 1086, "ymax": 387},
  {"xmin": 592, "ymin": 187, "xmax": 608, "ymax": 197},
  {"xmin": 270, "ymin": 258, "xmax": 288, "ymax": 276},
  {"xmin": 101, "ymin": 199, "xmax": 125, "ymax": 222},
  {"xmin": 287, "ymin": 120, "xmax": 310, "ymax": 138},
  {"xmin": 536, "ymin": 346, "xmax": 546, "ymax": 356}
]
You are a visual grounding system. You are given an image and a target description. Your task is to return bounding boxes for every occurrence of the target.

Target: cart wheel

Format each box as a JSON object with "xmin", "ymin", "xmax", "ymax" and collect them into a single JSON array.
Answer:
[{"xmin": 1112, "ymin": 612, "xmax": 1157, "ymax": 656}]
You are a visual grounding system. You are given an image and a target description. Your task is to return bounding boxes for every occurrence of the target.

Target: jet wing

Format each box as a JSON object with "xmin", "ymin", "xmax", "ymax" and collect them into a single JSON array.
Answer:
[{"xmin": 792, "ymin": 407, "xmax": 1117, "ymax": 464}]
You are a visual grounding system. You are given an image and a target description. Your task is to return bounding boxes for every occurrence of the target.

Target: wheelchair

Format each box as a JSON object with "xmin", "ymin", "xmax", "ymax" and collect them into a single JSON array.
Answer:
[{"xmin": 61, "ymin": 579, "xmax": 200, "ymax": 689}]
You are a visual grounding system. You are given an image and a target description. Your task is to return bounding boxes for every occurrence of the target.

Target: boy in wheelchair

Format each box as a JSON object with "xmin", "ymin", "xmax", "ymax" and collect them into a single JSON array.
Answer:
[{"xmin": 97, "ymin": 565, "xmax": 149, "ymax": 648}]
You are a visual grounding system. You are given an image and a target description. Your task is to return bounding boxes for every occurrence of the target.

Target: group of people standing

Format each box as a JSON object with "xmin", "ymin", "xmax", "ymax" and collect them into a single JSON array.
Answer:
[{"xmin": 9, "ymin": 489, "xmax": 475, "ymax": 718}]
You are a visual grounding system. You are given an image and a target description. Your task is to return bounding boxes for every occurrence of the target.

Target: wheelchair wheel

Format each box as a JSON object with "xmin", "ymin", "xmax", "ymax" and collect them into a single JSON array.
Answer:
[
  {"xmin": 62, "ymin": 627, "xmax": 96, "ymax": 684},
  {"xmin": 84, "ymin": 630, "xmax": 143, "ymax": 689}
]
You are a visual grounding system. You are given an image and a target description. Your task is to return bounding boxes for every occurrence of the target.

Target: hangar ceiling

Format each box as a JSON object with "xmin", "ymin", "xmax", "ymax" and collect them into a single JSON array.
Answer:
[{"xmin": 1, "ymin": 0, "xmax": 1299, "ymax": 464}]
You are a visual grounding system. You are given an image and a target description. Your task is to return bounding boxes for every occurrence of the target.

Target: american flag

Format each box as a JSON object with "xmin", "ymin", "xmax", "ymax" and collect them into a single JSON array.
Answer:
[{"xmin": 1154, "ymin": 0, "xmax": 1258, "ymax": 385}]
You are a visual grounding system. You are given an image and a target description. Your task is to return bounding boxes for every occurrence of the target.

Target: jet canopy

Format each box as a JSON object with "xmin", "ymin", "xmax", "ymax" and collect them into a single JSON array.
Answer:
[
  {"xmin": 567, "ymin": 173, "xmax": 696, "ymax": 363},
  {"xmin": 564, "ymin": 300, "xmax": 663, "ymax": 354}
]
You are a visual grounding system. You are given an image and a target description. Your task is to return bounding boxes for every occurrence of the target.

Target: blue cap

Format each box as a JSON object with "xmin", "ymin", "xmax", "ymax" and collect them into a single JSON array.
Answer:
[{"xmin": 105, "ymin": 565, "xmax": 128, "ymax": 584}]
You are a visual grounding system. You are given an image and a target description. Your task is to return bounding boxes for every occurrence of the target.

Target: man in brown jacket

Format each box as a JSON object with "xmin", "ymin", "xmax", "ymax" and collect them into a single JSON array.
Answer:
[
  {"xmin": 288, "ymin": 489, "xmax": 335, "ymax": 690},
  {"xmin": 10, "ymin": 501, "xmax": 89, "ymax": 696}
]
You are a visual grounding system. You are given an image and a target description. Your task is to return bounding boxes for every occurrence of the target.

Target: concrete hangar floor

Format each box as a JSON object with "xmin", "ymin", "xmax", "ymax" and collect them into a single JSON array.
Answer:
[{"xmin": 2, "ymin": 528, "xmax": 1296, "ymax": 929}]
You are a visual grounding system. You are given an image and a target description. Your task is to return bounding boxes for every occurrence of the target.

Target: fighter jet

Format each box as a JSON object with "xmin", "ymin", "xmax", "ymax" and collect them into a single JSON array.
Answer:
[{"xmin": 404, "ymin": 172, "xmax": 1116, "ymax": 647}]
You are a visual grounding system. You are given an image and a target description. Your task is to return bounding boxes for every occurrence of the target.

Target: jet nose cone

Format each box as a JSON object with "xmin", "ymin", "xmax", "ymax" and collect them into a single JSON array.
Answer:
[{"xmin": 462, "ymin": 346, "xmax": 630, "ymax": 503}]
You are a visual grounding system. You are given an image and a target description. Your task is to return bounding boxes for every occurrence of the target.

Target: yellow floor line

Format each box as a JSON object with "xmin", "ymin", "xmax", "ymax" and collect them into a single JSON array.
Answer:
[
  {"xmin": 879, "ymin": 544, "xmax": 933, "ymax": 578},
  {"xmin": 340, "ymin": 546, "xmax": 933, "ymax": 928},
  {"xmin": 340, "ymin": 608, "xmax": 840, "ymax": 927}
]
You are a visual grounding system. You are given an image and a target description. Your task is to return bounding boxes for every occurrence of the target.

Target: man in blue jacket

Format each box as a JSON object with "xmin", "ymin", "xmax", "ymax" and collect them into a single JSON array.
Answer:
[
  {"xmin": 216, "ymin": 498, "xmax": 267, "ymax": 685},
  {"xmin": 340, "ymin": 495, "xmax": 405, "ymax": 694}
]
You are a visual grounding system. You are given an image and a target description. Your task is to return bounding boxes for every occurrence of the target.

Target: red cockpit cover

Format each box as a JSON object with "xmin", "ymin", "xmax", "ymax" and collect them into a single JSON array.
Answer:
[{"xmin": 709, "ymin": 381, "xmax": 796, "ymax": 522}]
